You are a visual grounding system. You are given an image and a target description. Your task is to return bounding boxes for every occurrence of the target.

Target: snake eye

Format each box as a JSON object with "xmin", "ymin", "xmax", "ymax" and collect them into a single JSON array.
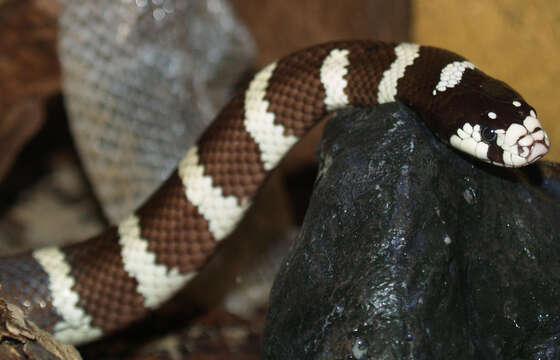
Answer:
[{"xmin": 481, "ymin": 126, "xmax": 497, "ymax": 143}]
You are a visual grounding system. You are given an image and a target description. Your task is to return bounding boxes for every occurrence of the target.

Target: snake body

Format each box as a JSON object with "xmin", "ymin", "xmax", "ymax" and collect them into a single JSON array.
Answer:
[{"xmin": 0, "ymin": 41, "xmax": 550, "ymax": 345}]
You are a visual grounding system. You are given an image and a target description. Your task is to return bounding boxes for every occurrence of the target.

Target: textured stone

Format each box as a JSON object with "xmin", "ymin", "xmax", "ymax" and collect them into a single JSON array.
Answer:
[
  {"xmin": 262, "ymin": 103, "xmax": 560, "ymax": 359},
  {"xmin": 58, "ymin": 0, "xmax": 255, "ymax": 222}
]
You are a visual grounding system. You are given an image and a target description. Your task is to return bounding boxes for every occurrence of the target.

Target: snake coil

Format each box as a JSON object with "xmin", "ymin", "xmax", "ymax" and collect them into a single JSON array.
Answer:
[{"xmin": 0, "ymin": 41, "xmax": 550, "ymax": 345}]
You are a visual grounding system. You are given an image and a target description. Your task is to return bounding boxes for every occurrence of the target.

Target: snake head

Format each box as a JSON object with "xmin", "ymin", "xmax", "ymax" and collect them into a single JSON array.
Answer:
[{"xmin": 433, "ymin": 75, "xmax": 550, "ymax": 167}]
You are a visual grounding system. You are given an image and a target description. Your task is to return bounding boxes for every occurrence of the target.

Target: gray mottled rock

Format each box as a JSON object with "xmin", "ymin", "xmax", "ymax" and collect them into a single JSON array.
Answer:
[
  {"xmin": 58, "ymin": 0, "xmax": 255, "ymax": 222},
  {"xmin": 262, "ymin": 103, "xmax": 560, "ymax": 360}
]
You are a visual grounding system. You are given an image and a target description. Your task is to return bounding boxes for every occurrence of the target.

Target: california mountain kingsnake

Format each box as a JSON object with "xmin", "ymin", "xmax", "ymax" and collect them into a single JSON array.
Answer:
[{"xmin": 0, "ymin": 41, "xmax": 550, "ymax": 345}]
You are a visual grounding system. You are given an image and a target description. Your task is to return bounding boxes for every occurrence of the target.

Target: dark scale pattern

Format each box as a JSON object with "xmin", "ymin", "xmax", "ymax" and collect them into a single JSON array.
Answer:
[
  {"xmin": 0, "ymin": 254, "xmax": 62, "ymax": 331},
  {"xmin": 198, "ymin": 94, "xmax": 267, "ymax": 200},
  {"xmin": 195, "ymin": 41, "xmax": 401, "ymax": 203},
  {"xmin": 64, "ymin": 227, "xmax": 146, "ymax": 331},
  {"xmin": 138, "ymin": 172, "xmax": 215, "ymax": 273},
  {"xmin": 345, "ymin": 41, "xmax": 397, "ymax": 107},
  {"xmin": 395, "ymin": 46, "xmax": 465, "ymax": 116},
  {"xmin": 264, "ymin": 42, "xmax": 335, "ymax": 137}
]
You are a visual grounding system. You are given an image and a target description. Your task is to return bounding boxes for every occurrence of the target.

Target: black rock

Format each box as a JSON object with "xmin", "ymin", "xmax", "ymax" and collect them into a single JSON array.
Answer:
[{"xmin": 261, "ymin": 103, "xmax": 560, "ymax": 360}]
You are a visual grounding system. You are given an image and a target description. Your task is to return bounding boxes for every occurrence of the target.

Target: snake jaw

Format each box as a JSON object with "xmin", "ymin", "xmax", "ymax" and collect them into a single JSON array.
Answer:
[
  {"xmin": 449, "ymin": 122, "xmax": 492, "ymax": 162},
  {"xmin": 499, "ymin": 115, "xmax": 550, "ymax": 167},
  {"xmin": 449, "ymin": 115, "xmax": 550, "ymax": 167}
]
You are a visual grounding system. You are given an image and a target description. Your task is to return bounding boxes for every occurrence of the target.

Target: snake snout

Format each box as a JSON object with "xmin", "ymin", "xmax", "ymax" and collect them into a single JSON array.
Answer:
[
  {"xmin": 526, "ymin": 141, "xmax": 549, "ymax": 163},
  {"xmin": 500, "ymin": 114, "xmax": 550, "ymax": 167},
  {"xmin": 518, "ymin": 114, "xmax": 550, "ymax": 164}
]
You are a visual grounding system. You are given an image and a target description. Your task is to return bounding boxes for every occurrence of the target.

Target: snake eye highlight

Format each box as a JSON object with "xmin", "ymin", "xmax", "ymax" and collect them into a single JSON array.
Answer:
[{"xmin": 481, "ymin": 127, "xmax": 497, "ymax": 143}]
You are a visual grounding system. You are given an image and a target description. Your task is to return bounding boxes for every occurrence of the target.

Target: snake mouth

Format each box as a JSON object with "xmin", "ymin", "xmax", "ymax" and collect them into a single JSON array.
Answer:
[{"xmin": 499, "ymin": 114, "xmax": 550, "ymax": 167}]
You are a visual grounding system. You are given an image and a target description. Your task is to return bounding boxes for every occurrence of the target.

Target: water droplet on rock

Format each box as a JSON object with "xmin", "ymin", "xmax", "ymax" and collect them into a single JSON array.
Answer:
[
  {"xmin": 352, "ymin": 337, "xmax": 369, "ymax": 359},
  {"xmin": 463, "ymin": 187, "xmax": 476, "ymax": 204}
]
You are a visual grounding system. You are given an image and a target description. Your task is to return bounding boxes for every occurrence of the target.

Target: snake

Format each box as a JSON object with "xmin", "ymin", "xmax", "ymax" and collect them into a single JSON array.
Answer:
[{"xmin": 0, "ymin": 41, "xmax": 550, "ymax": 345}]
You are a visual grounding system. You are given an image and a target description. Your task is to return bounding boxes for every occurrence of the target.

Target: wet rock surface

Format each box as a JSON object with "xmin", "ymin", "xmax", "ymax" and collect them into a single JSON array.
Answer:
[{"xmin": 262, "ymin": 103, "xmax": 560, "ymax": 359}]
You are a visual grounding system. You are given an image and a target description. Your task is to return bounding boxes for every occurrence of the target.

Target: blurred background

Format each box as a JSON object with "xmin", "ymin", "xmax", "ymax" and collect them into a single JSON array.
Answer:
[{"xmin": 0, "ymin": 0, "xmax": 557, "ymax": 358}]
